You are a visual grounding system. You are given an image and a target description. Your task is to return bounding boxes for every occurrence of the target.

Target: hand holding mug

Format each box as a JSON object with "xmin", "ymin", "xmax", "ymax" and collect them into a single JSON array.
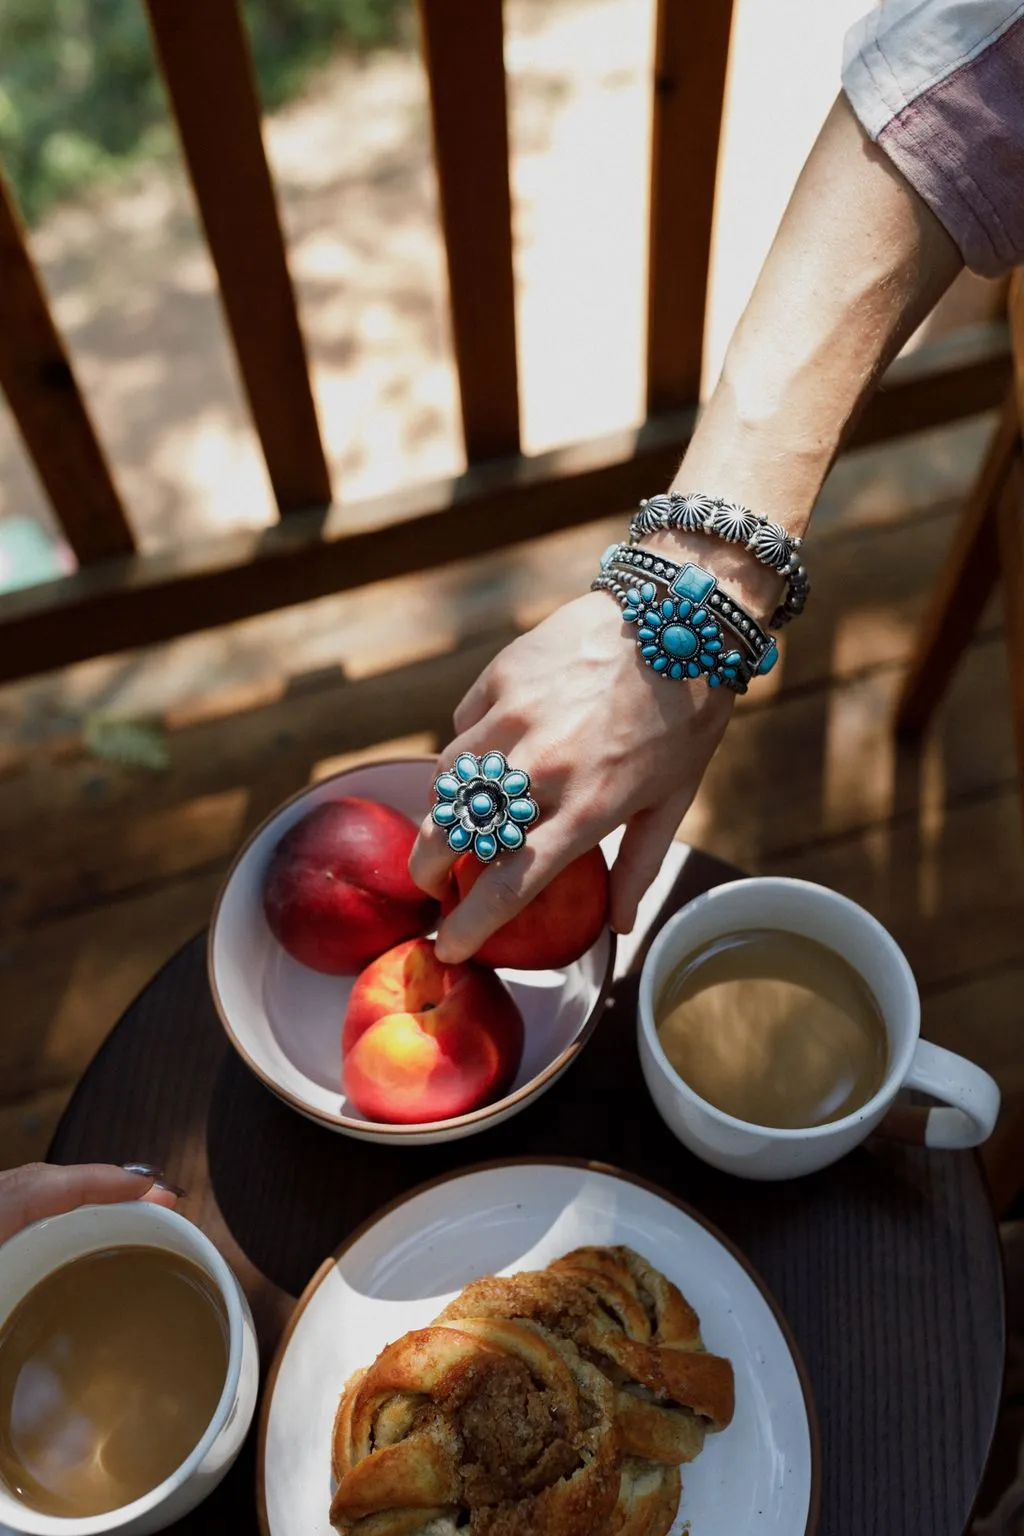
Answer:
[{"xmin": 0, "ymin": 1162, "xmax": 181, "ymax": 1245}]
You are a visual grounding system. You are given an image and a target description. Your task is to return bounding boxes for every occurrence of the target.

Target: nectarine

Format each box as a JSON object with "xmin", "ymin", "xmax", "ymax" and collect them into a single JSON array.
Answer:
[
  {"xmin": 441, "ymin": 846, "xmax": 609, "ymax": 969},
  {"xmin": 263, "ymin": 798, "xmax": 438, "ymax": 974},
  {"xmin": 341, "ymin": 937, "xmax": 524, "ymax": 1123}
]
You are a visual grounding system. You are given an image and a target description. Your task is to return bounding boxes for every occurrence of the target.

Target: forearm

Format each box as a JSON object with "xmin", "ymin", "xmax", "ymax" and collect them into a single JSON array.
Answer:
[{"xmin": 657, "ymin": 93, "xmax": 964, "ymax": 620}]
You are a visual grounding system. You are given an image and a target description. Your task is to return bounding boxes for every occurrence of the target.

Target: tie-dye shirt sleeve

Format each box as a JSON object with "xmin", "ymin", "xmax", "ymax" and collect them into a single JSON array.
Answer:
[{"xmin": 842, "ymin": 0, "xmax": 1024, "ymax": 275}]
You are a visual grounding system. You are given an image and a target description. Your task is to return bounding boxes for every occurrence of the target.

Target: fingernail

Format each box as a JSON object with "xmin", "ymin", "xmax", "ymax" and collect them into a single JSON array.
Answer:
[
  {"xmin": 153, "ymin": 1178, "xmax": 186, "ymax": 1199},
  {"xmin": 120, "ymin": 1163, "xmax": 163, "ymax": 1179}
]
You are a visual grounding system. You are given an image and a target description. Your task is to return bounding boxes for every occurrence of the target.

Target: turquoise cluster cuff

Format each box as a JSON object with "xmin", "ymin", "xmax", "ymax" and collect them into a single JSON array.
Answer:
[
  {"xmin": 594, "ymin": 544, "xmax": 780, "ymax": 692},
  {"xmin": 432, "ymin": 751, "xmax": 539, "ymax": 862}
]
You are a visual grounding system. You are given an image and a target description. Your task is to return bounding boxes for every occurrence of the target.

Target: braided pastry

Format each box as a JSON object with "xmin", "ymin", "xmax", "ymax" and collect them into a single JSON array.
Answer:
[
  {"xmin": 439, "ymin": 1247, "xmax": 734, "ymax": 1465},
  {"xmin": 612, "ymin": 1460, "xmax": 682, "ymax": 1536},
  {"xmin": 329, "ymin": 1316, "xmax": 621, "ymax": 1534},
  {"xmin": 329, "ymin": 1245, "xmax": 734, "ymax": 1536},
  {"xmin": 548, "ymin": 1245, "xmax": 734, "ymax": 1460}
]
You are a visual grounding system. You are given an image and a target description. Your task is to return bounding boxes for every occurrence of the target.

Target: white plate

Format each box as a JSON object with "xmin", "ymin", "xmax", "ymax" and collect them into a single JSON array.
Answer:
[
  {"xmin": 208, "ymin": 759, "xmax": 615, "ymax": 1145},
  {"xmin": 258, "ymin": 1160, "xmax": 819, "ymax": 1536}
]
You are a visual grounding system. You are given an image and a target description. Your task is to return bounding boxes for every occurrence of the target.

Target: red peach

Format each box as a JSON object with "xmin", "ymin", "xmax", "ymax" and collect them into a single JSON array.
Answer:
[
  {"xmin": 441, "ymin": 846, "xmax": 609, "ymax": 969},
  {"xmin": 341, "ymin": 937, "xmax": 524, "ymax": 1123},
  {"xmin": 263, "ymin": 798, "xmax": 438, "ymax": 975}
]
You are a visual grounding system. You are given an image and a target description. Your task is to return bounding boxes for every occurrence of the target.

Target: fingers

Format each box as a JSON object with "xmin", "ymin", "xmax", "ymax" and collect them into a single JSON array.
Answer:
[
  {"xmin": 434, "ymin": 816, "xmax": 593, "ymax": 964},
  {"xmin": 452, "ymin": 666, "xmax": 497, "ymax": 736},
  {"xmin": 0, "ymin": 1163, "xmax": 181, "ymax": 1245},
  {"xmin": 140, "ymin": 1183, "xmax": 182, "ymax": 1210},
  {"xmin": 609, "ymin": 798, "xmax": 688, "ymax": 936}
]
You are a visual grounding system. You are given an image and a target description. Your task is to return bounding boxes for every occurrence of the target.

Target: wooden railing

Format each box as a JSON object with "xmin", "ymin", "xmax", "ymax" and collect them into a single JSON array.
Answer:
[{"xmin": 0, "ymin": 0, "xmax": 1011, "ymax": 685}]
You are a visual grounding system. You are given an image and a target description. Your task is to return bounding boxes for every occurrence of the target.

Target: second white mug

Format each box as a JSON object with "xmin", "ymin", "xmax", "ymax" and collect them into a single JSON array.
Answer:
[
  {"xmin": 637, "ymin": 877, "xmax": 1001, "ymax": 1180},
  {"xmin": 0, "ymin": 1203, "xmax": 259, "ymax": 1536}
]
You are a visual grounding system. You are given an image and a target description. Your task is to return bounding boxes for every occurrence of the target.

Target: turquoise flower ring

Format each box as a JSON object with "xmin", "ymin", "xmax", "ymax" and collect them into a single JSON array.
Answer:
[{"xmin": 431, "ymin": 751, "xmax": 540, "ymax": 862}]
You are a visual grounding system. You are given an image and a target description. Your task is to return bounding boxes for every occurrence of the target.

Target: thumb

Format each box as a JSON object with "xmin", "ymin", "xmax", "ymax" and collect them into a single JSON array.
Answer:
[
  {"xmin": 0, "ymin": 1163, "xmax": 179, "ymax": 1245},
  {"xmin": 610, "ymin": 798, "xmax": 688, "ymax": 936}
]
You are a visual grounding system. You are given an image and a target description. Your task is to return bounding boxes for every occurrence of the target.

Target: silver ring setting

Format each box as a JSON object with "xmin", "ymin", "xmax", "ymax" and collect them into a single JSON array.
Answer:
[{"xmin": 431, "ymin": 750, "xmax": 539, "ymax": 862}]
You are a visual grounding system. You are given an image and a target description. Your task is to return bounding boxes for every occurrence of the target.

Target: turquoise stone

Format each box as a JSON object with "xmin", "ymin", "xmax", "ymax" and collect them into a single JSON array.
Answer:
[
  {"xmin": 661, "ymin": 600, "xmax": 675, "ymax": 619},
  {"xmin": 622, "ymin": 607, "xmax": 640, "ymax": 621},
  {"xmin": 670, "ymin": 563, "xmax": 716, "ymax": 604},
  {"xmin": 686, "ymin": 661, "xmax": 701, "ymax": 678},
  {"xmin": 502, "ymin": 770, "xmax": 529, "ymax": 797},
  {"xmin": 640, "ymin": 644, "xmax": 660, "ymax": 658},
  {"xmin": 644, "ymin": 610, "xmax": 661, "ymax": 628},
  {"xmin": 626, "ymin": 589, "xmax": 643, "ymax": 606},
  {"xmin": 474, "ymin": 832, "xmax": 497, "ymax": 861},
  {"xmin": 640, "ymin": 582, "xmax": 656, "ymax": 602},
  {"xmin": 652, "ymin": 657, "xmax": 669, "ymax": 672},
  {"xmin": 757, "ymin": 640, "xmax": 779, "ymax": 675},
  {"xmin": 669, "ymin": 662, "xmax": 683, "ymax": 679},
  {"xmin": 432, "ymin": 803, "xmax": 457, "ymax": 826},
  {"xmin": 661, "ymin": 624, "xmax": 699, "ymax": 660},
  {"xmin": 638, "ymin": 628, "xmax": 657, "ymax": 641},
  {"xmin": 448, "ymin": 825, "xmax": 472, "ymax": 851},
  {"xmin": 600, "ymin": 544, "xmax": 619, "ymax": 569},
  {"xmin": 708, "ymin": 673, "xmax": 721, "ymax": 688},
  {"xmin": 455, "ymin": 753, "xmax": 479, "ymax": 782},
  {"xmin": 481, "ymin": 751, "xmax": 506, "ymax": 780},
  {"xmin": 435, "ymin": 773, "xmax": 460, "ymax": 801},
  {"xmin": 470, "ymin": 791, "xmax": 495, "ymax": 818},
  {"xmin": 508, "ymin": 797, "xmax": 538, "ymax": 824},
  {"xmin": 498, "ymin": 822, "xmax": 524, "ymax": 849}
]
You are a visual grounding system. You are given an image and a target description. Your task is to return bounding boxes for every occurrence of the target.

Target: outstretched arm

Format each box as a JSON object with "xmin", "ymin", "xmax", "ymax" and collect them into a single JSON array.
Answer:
[{"xmin": 410, "ymin": 93, "xmax": 963, "ymax": 961}]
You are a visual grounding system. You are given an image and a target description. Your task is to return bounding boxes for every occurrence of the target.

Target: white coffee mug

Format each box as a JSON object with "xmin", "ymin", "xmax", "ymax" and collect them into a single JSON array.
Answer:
[
  {"xmin": 0, "ymin": 1202, "xmax": 259, "ymax": 1535},
  {"xmin": 637, "ymin": 877, "xmax": 1001, "ymax": 1180}
]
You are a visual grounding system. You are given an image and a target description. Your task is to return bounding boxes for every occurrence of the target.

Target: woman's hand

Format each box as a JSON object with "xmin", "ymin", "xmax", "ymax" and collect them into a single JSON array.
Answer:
[
  {"xmin": 0, "ymin": 1162, "xmax": 182, "ymax": 1245},
  {"xmin": 410, "ymin": 589, "xmax": 734, "ymax": 962}
]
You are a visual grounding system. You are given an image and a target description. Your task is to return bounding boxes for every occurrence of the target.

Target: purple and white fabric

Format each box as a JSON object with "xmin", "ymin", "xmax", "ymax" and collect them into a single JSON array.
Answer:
[{"xmin": 842, "ymin": 0, "xmax": 1024, "ymax": 275}]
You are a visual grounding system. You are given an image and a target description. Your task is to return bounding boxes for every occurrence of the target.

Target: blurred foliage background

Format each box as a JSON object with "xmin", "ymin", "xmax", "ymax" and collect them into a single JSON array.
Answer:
[{"xmin": 0, "ymin": 0, "xmax": 409, "ymax": 224}]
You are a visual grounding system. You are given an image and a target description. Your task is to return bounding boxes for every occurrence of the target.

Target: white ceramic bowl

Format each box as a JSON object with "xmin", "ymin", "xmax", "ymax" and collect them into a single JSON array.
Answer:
[{"xmin": 208, "ymin": 758, "xmax": 615, "ymax": 1145}]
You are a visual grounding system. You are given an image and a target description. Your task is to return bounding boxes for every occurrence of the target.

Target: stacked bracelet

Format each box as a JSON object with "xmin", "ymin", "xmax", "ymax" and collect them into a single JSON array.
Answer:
[
  {"xmin": 593, "ymin": 543, "xmax": 780, "ymax": 693},
  {"xmin": 629, "ymin": 492, "xmax": 809, "ymax": 628}
]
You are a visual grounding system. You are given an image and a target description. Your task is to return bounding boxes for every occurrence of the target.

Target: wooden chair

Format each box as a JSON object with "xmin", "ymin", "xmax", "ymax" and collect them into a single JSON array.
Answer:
[
  {"xmin": 0, "ymin": 0, "xmax": 1012, "ymax": 684},
  {"xmin": 895, "ymin": 273, "xmax": 1024, "ymax": 1214}
]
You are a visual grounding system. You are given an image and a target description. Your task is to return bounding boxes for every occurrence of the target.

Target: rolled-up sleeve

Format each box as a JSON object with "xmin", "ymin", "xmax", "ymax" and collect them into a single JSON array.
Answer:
[{"xmin": 842, "ymin": 0, "xmax": 1024, "ymax": 276}]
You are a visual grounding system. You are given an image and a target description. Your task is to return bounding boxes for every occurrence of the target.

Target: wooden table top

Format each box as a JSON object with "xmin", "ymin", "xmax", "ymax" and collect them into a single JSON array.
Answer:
[{"xmin": 49, "ymin": 850, "xmax": 1005, "ymax": 1536}]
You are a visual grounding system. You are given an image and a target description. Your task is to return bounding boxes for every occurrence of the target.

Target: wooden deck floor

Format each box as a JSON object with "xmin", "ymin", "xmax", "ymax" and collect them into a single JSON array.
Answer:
[{"xmin": 1, "ymin": 414, "xmax": 1021, "ymax": 1192}]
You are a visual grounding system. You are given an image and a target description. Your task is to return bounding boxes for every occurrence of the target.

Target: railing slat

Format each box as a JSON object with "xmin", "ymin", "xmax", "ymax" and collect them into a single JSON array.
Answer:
[
  {"xmin": 0, "ymin": 174, "xmax": 135, "ymax": 564},
  {"xmin": 0, "ymin": 321, "xmax": 1009, "ymax": 684},
  {"xmin": 146, "ymin": 0, "xmax": 331, "ymax": 515},
  {"xmin": 418, "ymin": 0, "xmax": 520, "ymax": 461},
  {"xmin": 646, "ymin": 0, "xmax": 735, "ymax": 414}
]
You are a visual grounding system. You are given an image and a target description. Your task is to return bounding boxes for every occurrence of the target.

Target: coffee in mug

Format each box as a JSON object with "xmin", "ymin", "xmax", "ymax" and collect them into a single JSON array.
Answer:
[
  {"xmin": 655, "ymin": 929, "xmax": 889, "ymax": 1129},
  {"xmin": 0, "ymin": 1245, "xmax": 229, "ymax": 1518},
  {"xmin": 637, "ymin": 877, "xmax": 1001, "ymax": 1180}
]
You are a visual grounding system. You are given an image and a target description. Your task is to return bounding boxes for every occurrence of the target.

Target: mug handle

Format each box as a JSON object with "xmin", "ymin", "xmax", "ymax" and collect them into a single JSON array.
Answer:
[{"xmin": 878, "ymin": 1040, "xmax": 1001, "ymax": 1149}]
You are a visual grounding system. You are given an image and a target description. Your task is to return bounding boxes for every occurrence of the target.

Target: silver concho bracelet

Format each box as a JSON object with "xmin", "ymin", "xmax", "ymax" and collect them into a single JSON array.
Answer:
[{"xmin": 629, "ymin": 492, "xmax": 809, "ymax": 628}]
